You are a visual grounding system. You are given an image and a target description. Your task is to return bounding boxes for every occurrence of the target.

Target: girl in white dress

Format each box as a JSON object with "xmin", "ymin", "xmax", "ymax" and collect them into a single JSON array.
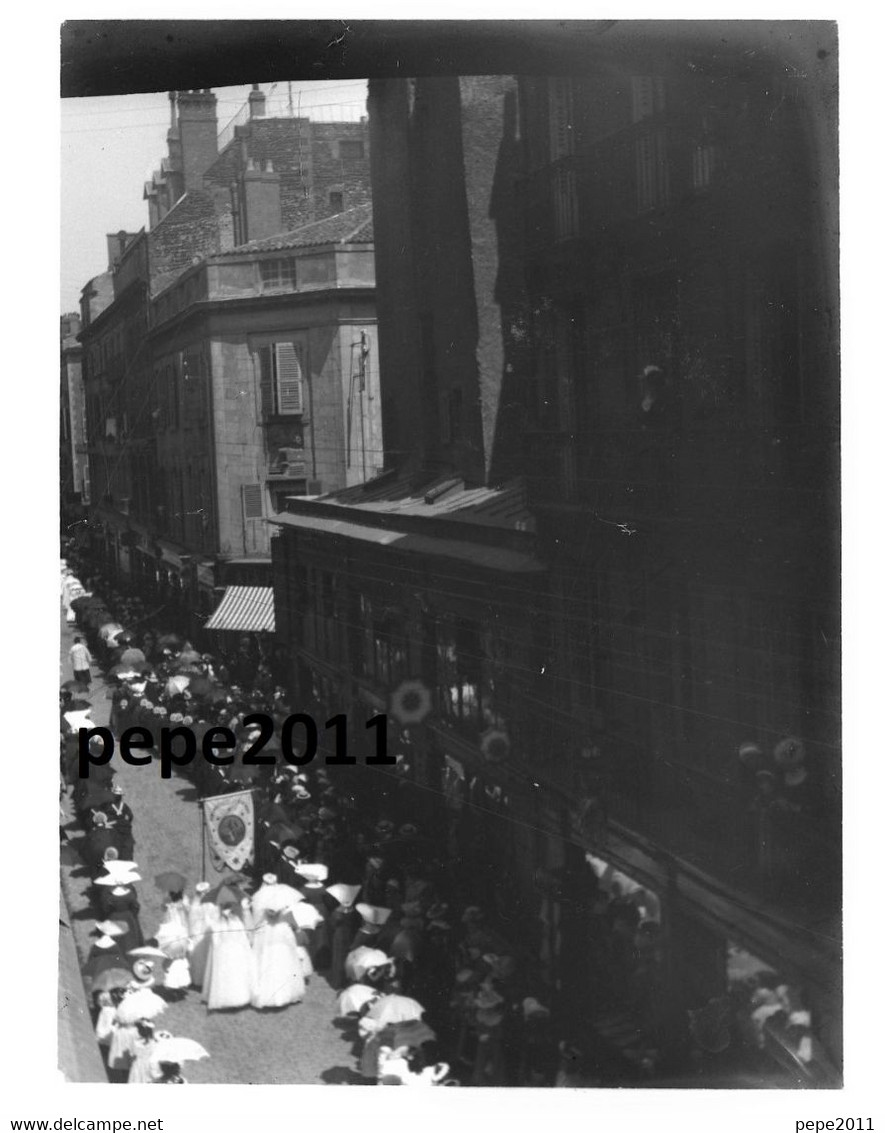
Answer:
[
  {"xmin": 187, "ymin": 882, "xmax": 214, "ymax": 989},
  {"xmin": 201, "ymin": 898, "xmax": 256, "ymax": 1011},
  {"xmin": 251, "ymin": 906, "xmax": 306, "ymax": 1009},
  {"xmin": 127, "ymin": 1022, "xmax": 159, "ymax": 1083}
]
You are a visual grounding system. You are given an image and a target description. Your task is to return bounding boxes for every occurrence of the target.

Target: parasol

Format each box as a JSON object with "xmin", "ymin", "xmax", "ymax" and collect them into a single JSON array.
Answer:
[
  {"xmin": 69, "ymin": 595, "xmax": 97, "ymax": 613},
  {"xmin": 63, "ymin": 709, "xmax": 95, "ymax": 733},
  {"xmin": 65, "ymin": 699, "xmax": 93, "ymax": 714},
  {"xmin": 157, "ymin": 633, "xmax": 183, "ymax": 650},
  {"xmin": 251, "ymin": 881, "xmax": 304, "ymax": 916},
  {"xmin": 89, "ymin": 967, "xmax": 133, "ymax": 993},
  {"xmin": 377, "ymin": 1019, "xmax": 437, "ymax": 1051},
  {"xmin": 365, "ymin": 994, "xmax": 425, "ymax": 1027},
  {"xmin": 115, "ymin": 987, "xmax": 167, "ymax": 1024},
  {"xmin": 61, "ymin": 678, "xmax": 91, "ymax": 694},
  {"xmin": 99, "ymin": 623, "xmax": 125, "ymax": 642},
  {"xmin": 165, "ymin": 675, "xmax": 190, "ymax": 697},
  {"xmin": 185, "ymin": 674, "xmax": 215, "ymax": 700},
  {"xmin": 120, "ymin": 647, "xmax": 146, "ymax": 667},
  {"xmin": 177, "ymin": 649, "xmax": 202, "ymax": 666},
  {"xmin": 127, "ymin": 946, "xmax": 169, "ymax": 960},
  {"xmin": 154, "ymin": 871, "xmax": 188, "ymax": 893},
  {"xmin": 149, "ymin": 1037, "xmax": 210, "ymax": 1072},
  {"xmin": 114, "ymin": 631, "xmax": 136, "ymax": 647},
  {"xmin": 289, "ymin": 902, "xmax": 324, "ymax": 930},
  {"xmin": 203, "ymin": 877, "xmax": 249, "ymax": 906},
  {"xmin": 345, "ymin": 947, "xmax": 391, "ymax": 982},
  {"xmin": 337, "ymin": 984, "xmax": 379, "ymax": 1016}
]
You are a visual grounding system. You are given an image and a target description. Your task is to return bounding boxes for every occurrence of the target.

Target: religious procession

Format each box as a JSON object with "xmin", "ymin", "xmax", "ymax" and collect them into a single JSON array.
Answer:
[{"xmin": 60, "ymin": 554, "xmax": 581, "ymax": 1087}]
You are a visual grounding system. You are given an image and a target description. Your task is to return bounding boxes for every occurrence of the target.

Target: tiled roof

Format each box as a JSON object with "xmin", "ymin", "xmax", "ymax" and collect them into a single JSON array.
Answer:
[{"xmin": 221, "ymin": 203, "xmax": 374, "ymax": 256}]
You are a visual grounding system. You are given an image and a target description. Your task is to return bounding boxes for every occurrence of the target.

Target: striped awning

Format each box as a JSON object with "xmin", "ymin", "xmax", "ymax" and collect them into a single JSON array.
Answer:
[{"xmin": 205, "ymin": 585, "xmax": 276, "ymax": 633}]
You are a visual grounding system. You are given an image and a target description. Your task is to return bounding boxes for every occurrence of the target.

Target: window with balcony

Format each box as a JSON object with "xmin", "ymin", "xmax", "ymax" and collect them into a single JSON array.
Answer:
[{"xmin": 259, "ymin": 257, "xmax": 297, "ymax": 291}]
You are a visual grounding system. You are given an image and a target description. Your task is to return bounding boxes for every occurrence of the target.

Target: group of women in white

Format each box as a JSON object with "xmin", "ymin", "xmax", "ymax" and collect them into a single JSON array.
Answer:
[{"xmin": 160, "ymin": 873, "xmax": 317, "ymax": 1011}]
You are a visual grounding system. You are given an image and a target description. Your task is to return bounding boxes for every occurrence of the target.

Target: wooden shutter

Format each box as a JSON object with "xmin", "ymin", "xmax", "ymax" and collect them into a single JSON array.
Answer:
[
  {"xmin": 548, "ymin": 78, "xmax": 574, "ymax": 161},
  {"xmin": 241, "ymin": 482, "xmax": 264, "ymax": 520},
  {"xmin": 274, "ymin": 343, "xmax": 304, "ymax": 414}
]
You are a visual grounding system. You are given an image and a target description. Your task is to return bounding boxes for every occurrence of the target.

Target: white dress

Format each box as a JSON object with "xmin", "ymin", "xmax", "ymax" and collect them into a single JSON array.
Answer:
[
  {"xmin": 251, "ymin": 911, "xmax": 306, "ymax": 1009},
  {"xmin": 187, "ymin": 899, "xmax": 215, "ymax": 989},
  {"xmin": 107, "ymin": 1021, "xmax": 137, "ymax": 1071},
  {"xmin": 201, "ymin": 909, "xmax": 256, "ymax": 1010},
  {"xmin": 128, "ymin": 1037, "xmax": 158, "ymax": 1083}
]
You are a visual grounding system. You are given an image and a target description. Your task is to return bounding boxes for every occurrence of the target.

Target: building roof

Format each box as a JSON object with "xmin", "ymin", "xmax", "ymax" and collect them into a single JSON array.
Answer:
[
  {"xmin": 321, "ymin": 475, "xmax": 536, "ymax": 533},
  {"xmin": 270, "ymin": 511, "xmax": 544, "ymax": 575},
  {"xmin": 221, "ymin": 202, "xmax": 374, "ymax": 256}
]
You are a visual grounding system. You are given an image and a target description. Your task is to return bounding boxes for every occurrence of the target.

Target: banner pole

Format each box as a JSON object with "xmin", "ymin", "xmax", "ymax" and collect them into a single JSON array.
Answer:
[{"xmin": 200, "ymin": 800, "xmax": 206, "ymax": 881}]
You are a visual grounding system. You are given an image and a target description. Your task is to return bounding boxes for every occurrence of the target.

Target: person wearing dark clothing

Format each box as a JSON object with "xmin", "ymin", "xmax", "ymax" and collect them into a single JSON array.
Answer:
[{"xmin": 101, "ymin": 784, "xmax": 135, "ymax": 860}]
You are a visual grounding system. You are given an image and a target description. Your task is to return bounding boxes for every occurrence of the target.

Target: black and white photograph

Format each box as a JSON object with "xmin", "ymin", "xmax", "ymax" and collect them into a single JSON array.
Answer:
[{"xmin": 45, "ymin": 15, "xmax": 861, "ymax": 1115}]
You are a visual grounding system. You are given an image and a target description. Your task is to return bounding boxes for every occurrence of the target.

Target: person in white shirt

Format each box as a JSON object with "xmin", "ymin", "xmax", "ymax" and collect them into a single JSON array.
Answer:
[{"xmin": 69, "ymin": 636, "xmax": 93, "ymax": 688}]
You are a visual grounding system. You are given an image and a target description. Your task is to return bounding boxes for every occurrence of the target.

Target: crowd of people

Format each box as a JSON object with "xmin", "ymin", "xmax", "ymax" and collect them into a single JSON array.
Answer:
[{"xmin": 59, "ymin": 551, "xmax": 586, "ymax": 1087}]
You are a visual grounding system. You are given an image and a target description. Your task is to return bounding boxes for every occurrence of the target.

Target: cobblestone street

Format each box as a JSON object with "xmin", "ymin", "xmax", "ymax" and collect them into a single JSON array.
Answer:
[{"xmin": 60, "ymin": 612, "xmax": 361, "ymax": 1085}]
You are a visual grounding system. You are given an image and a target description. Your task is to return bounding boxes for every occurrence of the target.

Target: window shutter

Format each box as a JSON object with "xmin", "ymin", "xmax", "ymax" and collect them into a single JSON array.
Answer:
[
  {"xmin": 242, "ymin": 482, "xmax": 264, "ymax": 520},
  {"xmin": 274, "ymin": 343, "xmax": 304, "ymax": 414},
  {"xmin": 548, "ymin": 78, "xmax": 574, "ymax": 161}
]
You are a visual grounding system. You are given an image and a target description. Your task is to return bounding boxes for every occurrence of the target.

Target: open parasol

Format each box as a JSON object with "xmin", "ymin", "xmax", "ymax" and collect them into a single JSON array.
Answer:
[
  {"xmin": 345, "ymin": 947, "xmax": 391, "ymax": 982},
  {"xmin": 61, "ymin": 678, "xmax": 91, "ymax": 694},
  {"xmin": 377, "ymin": 1019, "xmax": 437, "ymax": 1051},
  {"xmin": 157, "ymin": 633, "xmax": 183, "ymax": 650},
  {"xmin": 115, "ymin": 987, "xmax": 167, "ymax": 1024},
  {"xmin": 184, "ymin": 674, "xmax": 215, "ymax": 700},
  {"xmin": 90, "ymin": 967, "xmax": 134, "ymax": 993},
  {"xmin": 251, "ymin": 881, "xmax": 304, "ymax": 916},
  {"xmin": 154, "ymin": 871, "xmax": 188, "ymax": 893},
  {"xmin": 98, "ymin": 623, "xmax": 125, "ymax": 642},
  {"xmin": 120, "ymin": 647, "xmax": 146, "ymax": 667},
  {"xmin": 289, "ymin": 902, "xmax": 324, "ymax": 930},
  {"xmin": 365, "ymin": 994, "xmax": 425, "ymax": 1027},
  {"xmin": 149, "ymin": 1037, "xmax": 209, "ymax": 1072},
  {"xmin": 165, "ymin": 674, "xmax": 190, "ymax": 697},
  {"xmin": 337, "ymin": 983, "xmax": 380, "ymax": 1017}
]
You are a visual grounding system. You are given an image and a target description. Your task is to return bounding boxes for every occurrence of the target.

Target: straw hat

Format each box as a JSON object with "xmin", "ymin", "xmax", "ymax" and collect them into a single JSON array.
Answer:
[
  {"xmin": 326, "ymin": 883, "xmax": 361, "ymax": 908},
  {"xmin": 356, "ymin": 903, "xmax": 392, "ymax": 928}
]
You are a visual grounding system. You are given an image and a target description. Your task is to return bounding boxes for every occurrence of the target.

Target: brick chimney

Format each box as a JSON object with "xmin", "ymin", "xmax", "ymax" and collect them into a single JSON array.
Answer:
[
  {"xmin": 242, "ymin": 159, "xmax": 282, "ymax": 242},
  {"xmin": 177, "ymin": 89, "xmax": 218, "ymax": 192},
  {"xmin": 248, "ymin": 84, "xmax": 267, "ymax": 119}
]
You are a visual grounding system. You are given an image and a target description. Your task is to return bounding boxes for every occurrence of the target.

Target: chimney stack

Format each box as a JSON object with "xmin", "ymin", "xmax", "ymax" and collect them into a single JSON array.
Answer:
[
  {"xmin": 249, "ymin": 84, "xmax": 267, "ymax": 119},
  {"xmin": 242, "ymin": 160, "xmax": 282, "ymax": 243},
  {"xmin": 176, "ymin": 89, "xmax": 218, "ymax": 192}
]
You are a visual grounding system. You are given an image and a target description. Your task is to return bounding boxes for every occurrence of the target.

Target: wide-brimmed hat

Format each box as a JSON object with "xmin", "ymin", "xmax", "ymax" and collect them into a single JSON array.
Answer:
[
  {"xmin": 94, "ymin": 920, "xmax": 127, "ymax": 938},
  {"xmin": 95, "ymin": 871, "xmax": 141, "ymax": 887},
  {"xmin": 356, "ymin": 903, "xmax": 392, "ymax": 927},
  {"xmin": 326, "ymin": 883, "xmax": 361, "ymax": 907},
  {"xmin": 294, "ymin": 863, "xmax": 328, "ymax": 885}
]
